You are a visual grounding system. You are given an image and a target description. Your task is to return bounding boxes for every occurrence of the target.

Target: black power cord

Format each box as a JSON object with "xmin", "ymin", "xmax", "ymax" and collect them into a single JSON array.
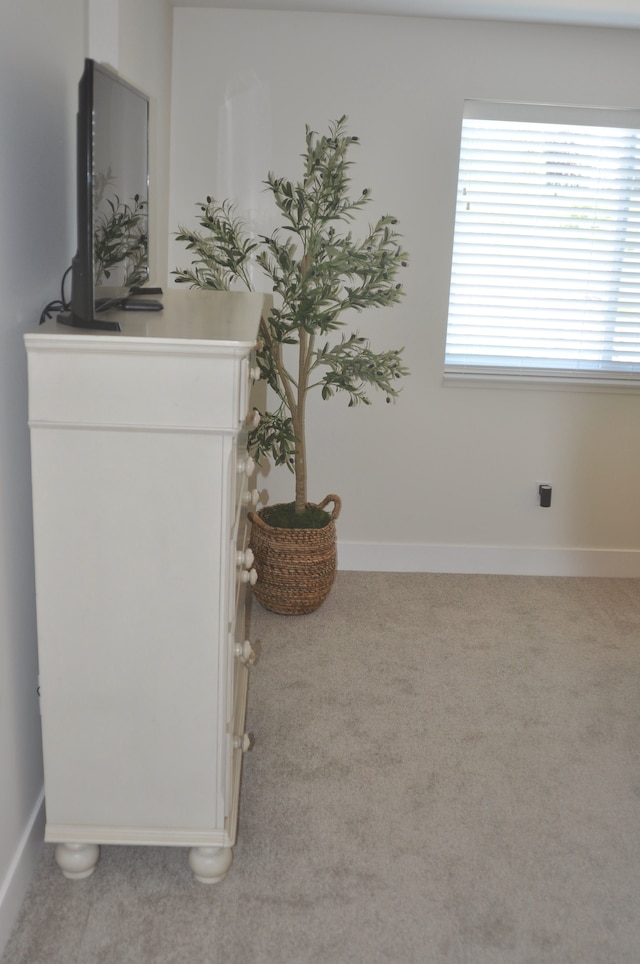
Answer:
[{"xmin": 39, "ymin": 265, "xmax": 72, "ymax": 325}]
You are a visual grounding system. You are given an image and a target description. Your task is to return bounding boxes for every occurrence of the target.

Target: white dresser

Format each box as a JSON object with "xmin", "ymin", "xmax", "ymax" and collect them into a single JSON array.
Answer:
[{"xmin": 25, "ymin": 289, "xmax": 265, "ymax": 883}]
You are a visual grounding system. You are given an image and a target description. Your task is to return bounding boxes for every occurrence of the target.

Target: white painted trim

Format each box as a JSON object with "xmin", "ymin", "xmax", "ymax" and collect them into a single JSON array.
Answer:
[
  {"xmin": 0, "ymin": 789, "xmax": 45, "ymax": 958},
  {"xmin": 44, "ymin": 823, "xmax": 229, "ymax": 848},
  {"xmin": 338, "ymin": 542, "xmax": 640, "ymax": 577}
]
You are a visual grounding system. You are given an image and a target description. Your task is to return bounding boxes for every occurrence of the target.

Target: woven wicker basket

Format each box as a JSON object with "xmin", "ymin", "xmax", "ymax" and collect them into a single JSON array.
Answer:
[{"xmin": 248, "ymin": 495, "xmax": 341, "ymax": 615}]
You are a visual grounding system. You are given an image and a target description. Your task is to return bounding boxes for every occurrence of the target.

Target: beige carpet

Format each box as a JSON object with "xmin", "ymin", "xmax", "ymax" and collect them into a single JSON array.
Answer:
[{"xmin": 3, "ymin": 572, "xmax": 640, "ymax": 963}]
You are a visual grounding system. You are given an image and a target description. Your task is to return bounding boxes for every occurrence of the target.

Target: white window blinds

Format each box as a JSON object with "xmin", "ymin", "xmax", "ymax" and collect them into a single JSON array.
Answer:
[{"xmin": 445, "ymin": 101, "xmax": 640, "ymax": 382}]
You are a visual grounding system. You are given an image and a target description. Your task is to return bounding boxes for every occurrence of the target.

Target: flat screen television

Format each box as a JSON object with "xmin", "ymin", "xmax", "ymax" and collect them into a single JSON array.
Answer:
[{"xmin": 60, "ymin": 59, "xmax": 152, "ymax": 331}]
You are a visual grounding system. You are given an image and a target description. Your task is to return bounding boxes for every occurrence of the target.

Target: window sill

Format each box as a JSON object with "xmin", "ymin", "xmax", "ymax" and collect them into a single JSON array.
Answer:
[{"xmin": 443, "ymin": 371, "xmax": 640, "ymax": 394}]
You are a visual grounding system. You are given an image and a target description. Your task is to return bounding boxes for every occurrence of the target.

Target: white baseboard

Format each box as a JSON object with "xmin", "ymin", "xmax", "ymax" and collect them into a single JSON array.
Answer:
[
  {"xmin": 0, "ymin": 789, "xmax": 45, "ymax": 958},
  {"xmin": 338, "ymin": 542, "xmax": 640, "ymax": 577}
]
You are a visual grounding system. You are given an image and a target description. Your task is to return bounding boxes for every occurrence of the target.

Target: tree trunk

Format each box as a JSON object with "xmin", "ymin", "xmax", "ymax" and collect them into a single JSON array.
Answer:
[
  {"xmin": 293, "ymin": 254, "xmax": 313, "ymax": 515},
  {"xmin": 294, "ymin": 327, "xmax": 308, "ymax": 513},
  {"xmin": 294, "ymin": 422, "xmax": 306, "ymax": 513}
]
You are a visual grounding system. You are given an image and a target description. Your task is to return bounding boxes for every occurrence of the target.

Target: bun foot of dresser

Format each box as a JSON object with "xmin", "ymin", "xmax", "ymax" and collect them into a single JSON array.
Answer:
[
  {"xmin": 188, "ymin": 845, "xmax": 233, "ymax": 884},
  {"xmin": 55, "ymin": 842, "xmax": 100, "ymax": 879}
]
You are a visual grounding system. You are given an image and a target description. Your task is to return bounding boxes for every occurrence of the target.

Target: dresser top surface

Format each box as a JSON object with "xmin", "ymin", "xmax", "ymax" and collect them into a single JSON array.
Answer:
[{"xmin": 26, "ymin": 290, "xmax": 266, "ymax": 351}]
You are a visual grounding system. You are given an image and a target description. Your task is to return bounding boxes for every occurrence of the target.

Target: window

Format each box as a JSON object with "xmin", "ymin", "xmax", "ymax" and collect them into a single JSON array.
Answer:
[{"xmin": 445, "ymin": 101, "xmax": 640, "ymax": 385}]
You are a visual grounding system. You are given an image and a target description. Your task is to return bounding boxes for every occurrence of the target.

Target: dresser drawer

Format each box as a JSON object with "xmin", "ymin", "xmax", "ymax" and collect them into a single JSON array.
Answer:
[
  {"xmin": 225, "ymin": 656, "xmax": 249, "ymax": 825},
  {"xmin": 224, "ymin": 585, "xmax": 254, "ymax": 828}
]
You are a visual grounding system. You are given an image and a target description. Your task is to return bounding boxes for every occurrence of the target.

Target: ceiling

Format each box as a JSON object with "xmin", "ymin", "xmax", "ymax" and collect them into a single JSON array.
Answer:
[{"xmin": 169, "ymin": 0, "xmax": 640, "ymax": 30}]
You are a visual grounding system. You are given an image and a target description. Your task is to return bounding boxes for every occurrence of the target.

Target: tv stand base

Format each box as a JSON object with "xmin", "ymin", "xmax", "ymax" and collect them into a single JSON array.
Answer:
[{"xmin": 56, "ymin": 311, "xmax": 121, "ymax": 332}]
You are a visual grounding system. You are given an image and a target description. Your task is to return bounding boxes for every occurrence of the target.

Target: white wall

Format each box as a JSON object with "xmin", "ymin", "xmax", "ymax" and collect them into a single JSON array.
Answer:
[
  {"xmin": 86, "ymin": 0, "xmax": 174, "ymax": 285},
  {"xmin": 170, "ymin": 10, "xmax": 640, "ymax": 575},
  {"xmin": 0, "ymin": 0, "xmax": 85, "ymax": 951},
  {"xmin": 118, "ymin": 0, "xmax": 174, "ymax": 287},
  {"xmin": 0, "ymin": 1, "xmax": 173, "ymax": 954}
]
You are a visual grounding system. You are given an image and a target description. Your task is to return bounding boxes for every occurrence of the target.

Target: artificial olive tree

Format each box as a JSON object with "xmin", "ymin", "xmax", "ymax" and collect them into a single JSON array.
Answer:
[{"xmin": 174, "ymin": 116, "xmax": 408, "ymax": 519}]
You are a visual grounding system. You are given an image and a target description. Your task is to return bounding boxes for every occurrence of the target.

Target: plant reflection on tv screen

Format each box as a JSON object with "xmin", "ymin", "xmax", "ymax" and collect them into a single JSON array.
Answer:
[{"xmin": 94, "ymin": 168, "xmax": 148, "ymax": 289}]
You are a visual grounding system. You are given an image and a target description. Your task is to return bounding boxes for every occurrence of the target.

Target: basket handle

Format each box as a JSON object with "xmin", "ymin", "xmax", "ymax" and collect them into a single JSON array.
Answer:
[
  {"xmin": 248, "ymin": 509, "xmax": 268, "ymax": 530},
  {"xmin": 317, "ymin": 494, "xmax": 341, "ymax": 521}
]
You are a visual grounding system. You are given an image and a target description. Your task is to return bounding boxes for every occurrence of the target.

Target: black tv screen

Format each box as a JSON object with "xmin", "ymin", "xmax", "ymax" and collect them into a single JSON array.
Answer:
[{"xmin": 64, "ymin": 59, "xmax": 150, "ymax": 330}]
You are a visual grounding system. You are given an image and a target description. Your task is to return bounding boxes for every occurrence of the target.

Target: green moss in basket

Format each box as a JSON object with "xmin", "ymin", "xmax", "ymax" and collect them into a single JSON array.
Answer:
[{"xmin": 261, "ymin": 502, "xmax": 331, "ymax": 530}]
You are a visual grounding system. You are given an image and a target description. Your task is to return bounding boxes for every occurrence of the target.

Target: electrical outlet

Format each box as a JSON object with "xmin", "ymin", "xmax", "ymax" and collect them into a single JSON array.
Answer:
[{"xmin": 538, "ymin": 482, "xmax": 552, "ymax": 508}]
